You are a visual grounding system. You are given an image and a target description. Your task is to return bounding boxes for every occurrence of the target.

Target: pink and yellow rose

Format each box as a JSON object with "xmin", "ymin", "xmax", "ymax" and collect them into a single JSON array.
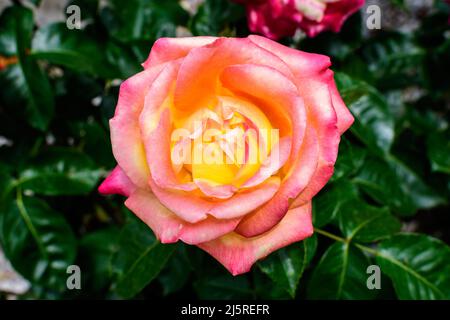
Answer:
[
  {"xmin": 235, "ymin": 0, "xmax": 365, "ymax": 39},
  {"xmin": 99, "ymin": 35, "xmax": 353, "ymax": 275}
]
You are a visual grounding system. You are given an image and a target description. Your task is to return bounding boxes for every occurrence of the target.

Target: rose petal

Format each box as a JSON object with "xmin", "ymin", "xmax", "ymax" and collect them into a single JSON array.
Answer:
[
  {"xmin": 249, "ymin": 35, "xmax": 354, "ymax": 133},
  {"xmin": 251, "ymin": 36, "xmax": 353, "ymax": 206},
  {"xmin": 110, "ymin": 63, "xmax": 166, "ymax": 188},
  {"xmin": 209, "ymin": 177, "xmax": 280, "ymax": 219},
  {"xmin": 174, "ymin": 37, "xmax": 294, "ymax": 114},
  {"xmin": 320, "ymin": 69, "xmax": 354, "ymax": 133},
  {"xmin": 197, "ymin": 201, "xmax": 313, "ymax": 275},
  {"xmin": 98, "ymin": 166, "xmax": 136, "ymax": 197},
  {"xmin": 235, "ymin": 125, "xmax": 319, "ymax": 237},
  {"xmin": 241, "ymin": 136, "xmax": 292, "ymax": 188},
  {"xmin": 143, "ymin": 36, "xmax": 218, "ymax": 69},
  {"xmin": 125, "ymin": 188, "xmax": 241, "ymax": 245},
  {"xmin": 139, "ymin": 62, "xmax": 197, "ymax": 192},
  {"xmin": 149, "ymin": 176, "xmax": 281, "ymax": 223},
  {"xmin": 149, "ymin": 177, "xmax": 210, "ymax": 223},
  {"xmin": 194, "ymin": 179, "xmax": 237, "ymax": 199},
  {"xmin": 219, "ymin": 63, "xmax": 318, "ymax": 236},
  {"xmin": 289, "ymin": 78, "xmax": 340, "ymax": 207},
  {"xmin": 249, "ymin": 35, "xmax": 331, "ymax": 77},
  {"xmin": 219, "ymin": 63, "xmax": 305, "ymax": 156}
]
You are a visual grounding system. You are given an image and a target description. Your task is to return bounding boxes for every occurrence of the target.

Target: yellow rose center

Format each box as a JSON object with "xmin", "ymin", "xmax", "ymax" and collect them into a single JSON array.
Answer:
[{"xmin": 170, "ymin": 96, "xmax": 278, "ymax": 189}]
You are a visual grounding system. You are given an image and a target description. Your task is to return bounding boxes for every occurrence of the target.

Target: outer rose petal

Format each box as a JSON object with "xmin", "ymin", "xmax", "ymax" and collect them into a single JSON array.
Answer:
[
  {"xmin": 197, "ymin": 201, "xmax": 313, "ymax": 275},
  {"xmin": 209, "ymin": 177, "xmax": 280, "ymax": 219},
  {"xmin": 149, "ymin": 177, "xmax": 281, "ymax": 223},
  {"xmin": 143, "ymin": 36, "xmax": 217, "ymax": 69},
  {"xmin": 98, "ymin": 166, "xmax": 136, "ymax": 197},
  {"xmin": 125, "ymin": 188, "xmax": 241, "ymax": 245},
  {"xmin": 139, "ymin": 62, "xmax": 197, "ymax": 192},
  {"xmin": 320, "ymin": 69, "xmax": 354, "ymax": 133},
  {"xmin": 249, "ymin": 35, "xmax": 331, "ymax": 77},
  {"xmin": 290, "ymin": 76, "xmax": 353, "ymax": 208},
  {"xmin": 249, "ymin": 35, "xmax": 354, "ymax": 133},
  {"xmin": 109, "ymin": 63, "xmax": 166, "ymax": 188},
  {"xmin": 290, "ymin": 78, "xmax": 340, "ymax": 206}
]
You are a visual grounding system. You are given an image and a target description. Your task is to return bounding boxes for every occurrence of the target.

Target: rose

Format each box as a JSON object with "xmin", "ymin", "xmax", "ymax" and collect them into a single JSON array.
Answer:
[
  {"xmin": 235, "ymin": 0, "xmax": 364, "ymax": 38},
  {"xmin": 99, "ymin": 35, "xmax": 353, "ymax": 275},
  {"xmin": 235, "ymin": 0, "xmax": 365, "ymax": 39}
]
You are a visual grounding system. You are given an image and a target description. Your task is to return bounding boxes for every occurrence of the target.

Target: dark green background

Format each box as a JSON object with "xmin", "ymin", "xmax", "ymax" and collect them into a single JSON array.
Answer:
[{"xmin": 0, "ymin": 0, "xmax": 449, "ymax": 300}]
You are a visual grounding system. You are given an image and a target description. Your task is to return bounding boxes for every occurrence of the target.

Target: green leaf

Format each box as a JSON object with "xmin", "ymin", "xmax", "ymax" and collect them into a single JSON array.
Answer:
[
  {"xmin": 31, "ymin": 23, "xmax": 117, "ymax": 78},
  {"xmin": 101, "ymin": 0, "xmax": 189, "ymax": 42},
  {"xmin": 79, "ymin": 227, "xmax": 120, "ymax": 293},
  {"xmin": 104, "ymin": 42, "xmax": 143, "ymax": 79},
  {"xmin": 194, "ymin": 274, "xmax": 253, "ymax": 299},
  {"xmin": 313, "ymin": 180, "xmax": 358, "ymax": 228},
  {"xmin": 18, "ymin": 147, "xmax": 103, "ymax": 196},
  {"xmin": 0, "ymin": 193, "xmax": 76, "ymax": 291},
  {"xmin": 307, "ymin": 242, "xmax": 376, "ymax": 300},
  {"xmin": 355, "ymin": 155, "xmax": 445, "ymax": 215},
  {"xmin": 0, "ymin": 6, "xmax": 54, "ymax": 131},
  {"xmin": 0, "ymin": 165, "xmax": 14, "ymax": 201},
  {"xmin": 252, "ymin": 269, "xmax": 292, "ymax": 299},
  {"xmin": 331, "ymin": 137, "xmax": 367, "ymax": 182},
  {"xmin": 427, "ymin": 130, "xmax": 450, "ymax": 174},
  {"xmin": 337, "ymin": 199, "xmax": 401, "ymax": 242},
  {"xmin": 335, "ymin": 73, "xmax": 395, "ymax": 156},
  {"xmin": 112, "ymin": 218, "xmax": 176, "ymax": 298},
  {"xmin": 69, "ymin": 121, "xmax": 115, "ymax": 168},
  {"xmin": 361, "ymin": 33, "xmax": 425, "ymax": 89},
  {"xmin": 258, "ymin": 235, "xmax": 317, "ymax": 298},
  {"xmin": 406, "ymin": 105, "xmax": 448, "ymax": 136},
  {"xmin": 190, "ymin": 0, "xmax": 245, "ymax": 36},
  {"xmin": 158, "ymin": 243, "xmax": 191, "ymax": 296},
  {"xmin": 375, "ymin": 234, "xmax": 450, "ymax": 299},
  {"xmin": 0, "ymin": 167, "xmax": 15, "ymax": 246}
]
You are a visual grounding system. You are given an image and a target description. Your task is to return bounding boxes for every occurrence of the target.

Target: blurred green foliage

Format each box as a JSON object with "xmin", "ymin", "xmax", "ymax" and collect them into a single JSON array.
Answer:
[{"xmin": 0, "ymin": 0, "xmax": 449, "ymax": 300}]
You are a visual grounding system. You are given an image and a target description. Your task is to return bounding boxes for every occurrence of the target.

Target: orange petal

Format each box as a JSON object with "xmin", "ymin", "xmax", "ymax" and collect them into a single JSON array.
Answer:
[
  {"xmin": 173, "ymin": 37, "xmax": 293, "ymax": 114},
  {"xmin": 143, "ymin": 37, "xmax": 218, "ymax": 69}
]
